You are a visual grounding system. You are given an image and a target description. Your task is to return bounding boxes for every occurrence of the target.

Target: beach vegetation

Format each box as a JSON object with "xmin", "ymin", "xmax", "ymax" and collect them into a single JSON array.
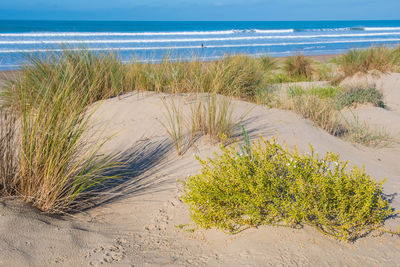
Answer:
[
  {"xmin": 182, "ymin": 136, "xmax": 395, "ymax": 241},
  {"xmin": 283, "ymin": 54, "xmax": 314, "ymax": 80},
  {"xmin": 333, "ymin": 46, "xmax": 400, "ymax": 78},
  {"xmin": 0, "ymin": 111, "xmax": 19, "ymax": 194},
  {"xmin": 284, "ymin": 86, "xmax": 345, "ymax": 136},
  {"xmin": 257, "ymin": 55, "xmax": 278, "ymax": 72},
  {"xmin": 336, "ymin": 85, "xmax": 385, "ymax": 109},
  {"xmin": 0, "ymin": 50, "xmax": 124, "ymax": 213},
  {"xmin": 345, "ymin": 115, "xmax": 393, "ymax": 147},
  {"xmin": 161, "ymin": 93, "xmax": 246, "ymax": 155}
]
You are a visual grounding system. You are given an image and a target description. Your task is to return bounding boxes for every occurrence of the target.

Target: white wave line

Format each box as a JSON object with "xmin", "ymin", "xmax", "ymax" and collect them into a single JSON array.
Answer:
[
  {"xmin": 1, "ymin": 32, "xmax": 400, "ymax": 45},
  {"xmin": 1, "ymin": 38, "xmax": 399, "ymax": 54},
  {"xmin": 364, "ymin": 27, "xmax": 400, "ymax": 31},
  {"xmin": 0, "ymin": 29, "xmax": 294, "ymax": 37}
]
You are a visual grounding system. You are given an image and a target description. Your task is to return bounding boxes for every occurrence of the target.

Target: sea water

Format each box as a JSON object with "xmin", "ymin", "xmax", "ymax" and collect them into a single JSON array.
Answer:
[{"xmin": 1, "ymin": 20, "xmax": 400, "ymax": 70}]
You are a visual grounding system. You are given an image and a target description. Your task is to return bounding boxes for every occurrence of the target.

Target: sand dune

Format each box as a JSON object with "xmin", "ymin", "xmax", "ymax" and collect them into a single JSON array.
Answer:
[{"xmin": 1, "ymin": 74, "xmax": 400, "ymax": 266}]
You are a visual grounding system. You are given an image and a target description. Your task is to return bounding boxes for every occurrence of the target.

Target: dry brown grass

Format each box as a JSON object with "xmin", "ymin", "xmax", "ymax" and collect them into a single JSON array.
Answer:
[
  {"xmin": 0, "ymin": 111, "xmax": 19, "ymax": 194},
  {"xmin": 283, "ymin": 54, "xmax": 314, "ymax": 80}
]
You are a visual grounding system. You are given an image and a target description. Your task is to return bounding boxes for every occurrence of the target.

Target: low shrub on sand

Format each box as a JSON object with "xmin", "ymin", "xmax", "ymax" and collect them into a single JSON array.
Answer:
[
  {"xmin": 182, "ymin": 136, "xmax": 395, "ymax": 241},
  {"xmin": 336, "ymin": 85, "xmax": 385, "ymax": 109}
]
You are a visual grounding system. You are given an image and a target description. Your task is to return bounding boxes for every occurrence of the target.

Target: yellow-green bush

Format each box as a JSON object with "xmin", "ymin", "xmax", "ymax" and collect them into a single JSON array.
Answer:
[{"xmin": 182, "ymin": 137, "xmax": 394, "ymax": 241}]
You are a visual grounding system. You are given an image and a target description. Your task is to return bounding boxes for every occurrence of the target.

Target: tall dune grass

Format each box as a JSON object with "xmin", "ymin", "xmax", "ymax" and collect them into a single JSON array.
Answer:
[
  {"xmin": 333, "ymin": 46, "xmax": 400, "ymax": 78},
  {"xmin": 1, "ymin": 51, "xmax": 124, "ymax": 213}
]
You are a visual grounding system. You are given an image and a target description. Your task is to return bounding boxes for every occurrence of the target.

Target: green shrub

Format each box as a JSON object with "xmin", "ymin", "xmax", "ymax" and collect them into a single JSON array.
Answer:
[
  {"xmin": 336, "ymin": 86, "xmax": 385, "ymax": 109},
  {"xmin": 287, "ymin": 86, "xmax": 340, "ymax": 100},
  {"xmin": 309, "ymin": 86, "xmax": 341, "ymax": 99},
  {"xmin": 182, "ymin": 137, "xmax": 394, "ymax": 241}
]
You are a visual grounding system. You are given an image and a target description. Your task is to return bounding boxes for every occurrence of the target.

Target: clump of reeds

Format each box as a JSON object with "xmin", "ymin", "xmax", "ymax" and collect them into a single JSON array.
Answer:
[
  {"xmin": 283, "ymin": 54, "xmax": 314, "ymax": 80},
  {"xmin": 333, "ymin": 46, "xmax": 400, "ymax": 78},
  {"xmin": 160, "ymin": 93, "xmax": 245, "ymax": 155},
  {"xmin": 1, "ymin": 50, "xmax": 124, "ymax": 213},
  {"xmin": 286, "ymin": 93, "xmax": 345, "ymax": 136},
  {"xmin": 160, "ymin": 97, "xmax": 186, "ymax": 155},
  {"xmin": 189, "ymin": 93, "xmax": 237, "ymax": 141}
]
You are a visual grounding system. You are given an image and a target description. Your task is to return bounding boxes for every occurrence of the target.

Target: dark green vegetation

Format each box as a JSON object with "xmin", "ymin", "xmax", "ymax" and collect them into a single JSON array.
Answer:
[{"xmin": 336, "ymin": 86, "xmax": 385, "ymax": 109}]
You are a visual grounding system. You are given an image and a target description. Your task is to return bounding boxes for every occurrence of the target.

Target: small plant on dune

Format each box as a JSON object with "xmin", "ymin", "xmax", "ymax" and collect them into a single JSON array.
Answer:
[
  {"xmin": 160, "ymin": 93, "xmax": 247, "ymax": 155},
  {"xmin": 345, "ymin": 115, "xmax": 393, "ymax": 147},
  {"xmin": 333, "ymin": 46, "xmax": 400, "ymax": 78},
  {"xmin": 336, "ymin": 85, "xmax": 385, "ymax": 109},
  {"xmin": 283, "ymin": 54, "xmax": 314, "ymax": 80},
  {"xmin": 160, "ymin": 97, "xmax": 186, "ymax": 156},
  {"xmin": 182, "ymin": 136, "xmax": 396, "ymax": 241},
  {"xmin": 285, "ymin": 90, "xmax": 345, "ymax": 136},
  {"xmin": 254, "ymin": 84, "xmax": 281, "ymax": 107},
  {"xmin": 287, "ymin": 85, "xmax": 341, "ymax": 100},
  {"xmin": 190, "ymin": 93, "xmax": 238, "ymax": 141}
]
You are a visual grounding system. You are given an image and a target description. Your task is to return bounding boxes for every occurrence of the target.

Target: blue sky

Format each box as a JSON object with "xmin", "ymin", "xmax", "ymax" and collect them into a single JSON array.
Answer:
[{"xmin": 1, "ymin": 0, "xmax": 400, "ymax": 20}]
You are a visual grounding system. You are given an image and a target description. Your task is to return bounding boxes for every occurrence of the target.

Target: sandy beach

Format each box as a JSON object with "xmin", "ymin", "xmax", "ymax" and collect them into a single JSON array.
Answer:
[{"xmin": 1, "ymin": 52, "xmax": 400, "ymax": 266}]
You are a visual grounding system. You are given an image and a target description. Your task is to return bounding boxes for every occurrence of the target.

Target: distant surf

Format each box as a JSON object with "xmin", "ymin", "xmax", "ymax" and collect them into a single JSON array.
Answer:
[{"xmin": 1, "ymin": 20, "xmax": 400, "ymax": 70}]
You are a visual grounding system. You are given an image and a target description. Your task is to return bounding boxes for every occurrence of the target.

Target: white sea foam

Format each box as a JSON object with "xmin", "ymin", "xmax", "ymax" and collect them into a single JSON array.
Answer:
[
  {"xmin": 1, "ymin": 38, "xmax": 399, "ymax": 54},
  {"xmin": 1, "ymin": 32, "xmax": 400, "ymax": 45},
  {"xmin": 0, "ymin": 29, "xmax": 294, "ymax": 37},
  {"xmin": 364, "ymin": 27, "xmax": 400, "ymax": 31}
]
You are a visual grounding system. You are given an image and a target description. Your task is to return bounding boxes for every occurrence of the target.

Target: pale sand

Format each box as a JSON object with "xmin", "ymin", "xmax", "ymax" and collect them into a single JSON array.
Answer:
[{"xmin": 1, "ymin": 73, "xmax": 400, "ymax": 266}]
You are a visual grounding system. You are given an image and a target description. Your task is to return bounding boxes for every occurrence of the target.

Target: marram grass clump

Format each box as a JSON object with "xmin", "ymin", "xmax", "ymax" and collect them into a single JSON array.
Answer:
[{"xmin": 182, "ymin": 137, "xmax": 395, "ymax": 241}]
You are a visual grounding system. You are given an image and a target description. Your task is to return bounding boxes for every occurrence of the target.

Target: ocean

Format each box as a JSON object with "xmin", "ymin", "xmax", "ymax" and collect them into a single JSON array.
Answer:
[{"xmin": 1, "ymin": 20, "xmax": 400, "ymax": 70}]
